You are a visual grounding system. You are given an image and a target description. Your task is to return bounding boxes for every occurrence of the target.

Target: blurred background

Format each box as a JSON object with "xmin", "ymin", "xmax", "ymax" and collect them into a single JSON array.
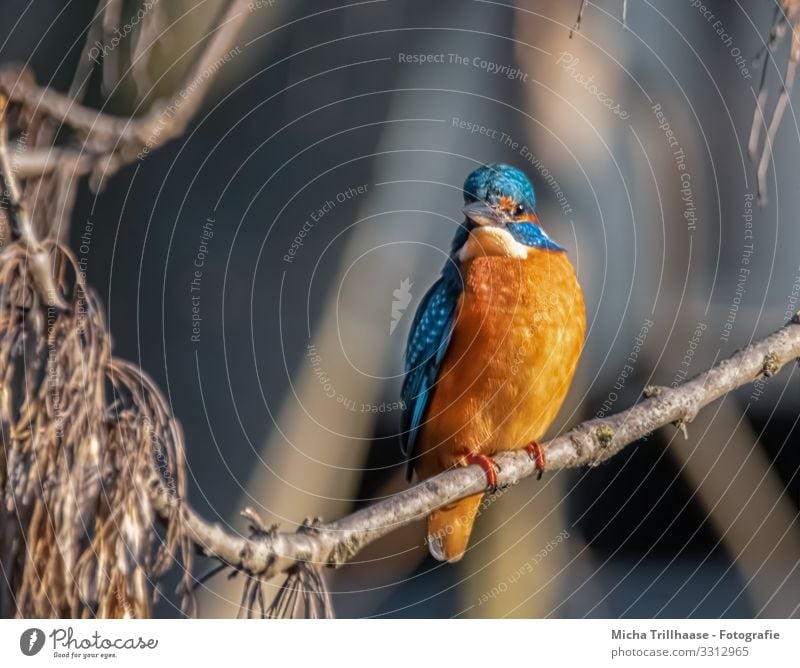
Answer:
[{"xmin": 2, "ymin": 0, "xmax": 799, "ymax": 617}]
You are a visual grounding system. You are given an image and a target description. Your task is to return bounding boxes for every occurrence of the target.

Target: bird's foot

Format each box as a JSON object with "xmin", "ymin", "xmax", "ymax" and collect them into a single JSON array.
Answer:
[
  {"xmin": 525, "ymin": 440, "xmax": 546, "ymax": 480},
  {"xmin": 464, "ymin": 454, "xmax": 500, "ymax": 492}
]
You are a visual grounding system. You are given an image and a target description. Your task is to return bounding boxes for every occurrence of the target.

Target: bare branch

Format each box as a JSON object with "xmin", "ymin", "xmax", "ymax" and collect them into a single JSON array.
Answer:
[
  {"xmin": 0, "ymin": 0, "xmax": 253, "ymax": 180},
  {"xmin": 159, "ymin": 316, "xmax": 800, "ymax": 579}
]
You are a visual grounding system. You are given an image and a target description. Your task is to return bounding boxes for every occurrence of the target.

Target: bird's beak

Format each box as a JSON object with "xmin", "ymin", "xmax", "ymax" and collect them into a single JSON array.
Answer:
[{"xmin": 462, "ymin": 200, "xmax": 508, "ymax": 227}]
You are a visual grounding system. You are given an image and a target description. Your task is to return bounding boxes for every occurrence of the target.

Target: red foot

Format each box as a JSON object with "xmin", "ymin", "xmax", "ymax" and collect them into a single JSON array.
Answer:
[
  {"xmin": 525, "ymin": 441, "xmax": 546, "ymax": 480},
  {"xmin": 464, "ymin": 454, "xmax": 499, "ymax": 490}
]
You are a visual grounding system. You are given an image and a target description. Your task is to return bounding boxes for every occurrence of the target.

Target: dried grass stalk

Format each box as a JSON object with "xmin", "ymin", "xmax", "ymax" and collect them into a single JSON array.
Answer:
[
  {"xmin": 263, "ymin": 563, "xmax": 334, "ymax": 620},
  {"xmin": 0, "ymin": 241, "xmax": 191, "ymax": 618}
]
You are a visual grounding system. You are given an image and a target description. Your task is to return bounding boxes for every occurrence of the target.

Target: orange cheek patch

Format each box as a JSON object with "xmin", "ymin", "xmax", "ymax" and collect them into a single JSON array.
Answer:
[{"xmin": 498, "ymin": 195, "xmax": 515, "ymax": 212}]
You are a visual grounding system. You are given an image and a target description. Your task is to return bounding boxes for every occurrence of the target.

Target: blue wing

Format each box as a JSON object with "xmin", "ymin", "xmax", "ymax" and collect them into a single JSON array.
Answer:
[{"xmin": 400, "ymin": 260, "xmax": 462, "ymax": 475}]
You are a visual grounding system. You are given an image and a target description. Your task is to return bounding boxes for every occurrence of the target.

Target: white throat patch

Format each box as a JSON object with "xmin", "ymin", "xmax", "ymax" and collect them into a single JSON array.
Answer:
[{"xmin": 457, "ymin": 226, "xmax": 531, "ymax": 261}]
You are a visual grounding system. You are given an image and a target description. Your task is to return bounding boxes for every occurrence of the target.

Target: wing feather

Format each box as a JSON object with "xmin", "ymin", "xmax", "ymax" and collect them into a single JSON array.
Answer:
[{"xmin": 400, "ymin": 262, "xmax": 462, "ymax": 476}]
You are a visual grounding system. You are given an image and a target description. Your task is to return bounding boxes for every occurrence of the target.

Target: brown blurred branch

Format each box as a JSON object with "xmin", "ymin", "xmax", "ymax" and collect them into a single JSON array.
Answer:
[
  {"xmin": 0, "ymin": 0, "xmax": 252, "ymax": 185},
  {"xmin": 159, "ymin": 317, "xmax": 800, "ymax": 580},
  {"xmin": 0, "ymin": 95, "xmax": 67, "ymax": 308}
]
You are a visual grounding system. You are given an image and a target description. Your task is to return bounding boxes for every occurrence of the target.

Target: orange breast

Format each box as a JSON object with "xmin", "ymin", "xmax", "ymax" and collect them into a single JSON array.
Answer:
[{"xmin": 417, "ymin": 250, "xmax": 585, "ymax": 478}]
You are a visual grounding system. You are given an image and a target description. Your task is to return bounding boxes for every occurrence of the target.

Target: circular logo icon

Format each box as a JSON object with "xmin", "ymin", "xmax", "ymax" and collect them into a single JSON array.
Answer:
[{"xmin": 20, "ymin": 628, "xmax": 45, "ymax": 656}]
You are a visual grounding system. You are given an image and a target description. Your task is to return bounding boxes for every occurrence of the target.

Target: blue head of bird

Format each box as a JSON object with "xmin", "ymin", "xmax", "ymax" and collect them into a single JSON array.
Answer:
[{"xmin": 456, "ymin": 163, "xmax": 563, "ymax": 259}]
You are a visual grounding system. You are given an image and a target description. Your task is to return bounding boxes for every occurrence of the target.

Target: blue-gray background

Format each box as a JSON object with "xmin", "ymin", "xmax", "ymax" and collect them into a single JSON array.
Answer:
[{"xmin": 2, "ymin": 0, "xmax": 798, "ymax": 618}]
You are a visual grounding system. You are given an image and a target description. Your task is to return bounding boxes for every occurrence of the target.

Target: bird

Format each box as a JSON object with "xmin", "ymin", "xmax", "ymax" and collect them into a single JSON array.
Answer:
[{"xmin": 400, "ymin": 163, "xmax": 585, "ymax": 563}]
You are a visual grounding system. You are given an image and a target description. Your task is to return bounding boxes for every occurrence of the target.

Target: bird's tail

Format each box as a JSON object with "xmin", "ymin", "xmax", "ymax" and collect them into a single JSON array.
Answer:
[{"xmin": 426, "ymin": 493, "xmax": 483, "ymax": 563}]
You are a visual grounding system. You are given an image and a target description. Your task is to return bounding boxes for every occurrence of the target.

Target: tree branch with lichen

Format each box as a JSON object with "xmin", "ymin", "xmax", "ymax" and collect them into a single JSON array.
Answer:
[{"xmin": 157, "ymin": 317, "xmax": 800, "ymax": 594}]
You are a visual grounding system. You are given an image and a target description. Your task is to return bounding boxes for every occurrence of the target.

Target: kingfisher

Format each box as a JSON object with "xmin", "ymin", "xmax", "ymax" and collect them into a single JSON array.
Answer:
[{"xmin": 401, "ymin": 163, "xmax": 585, "ymax": 562}]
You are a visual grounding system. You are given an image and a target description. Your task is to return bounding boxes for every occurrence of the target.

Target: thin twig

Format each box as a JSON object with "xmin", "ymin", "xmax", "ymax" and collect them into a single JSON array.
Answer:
[
  {"xmin": 748, "ymin": 5, "xmax": 782, "ymax": 163},
  {"xmin": 570, "ymin": 0, "xmax": 587, "ymax": 38},
  {"xmin": 757, "ymin": 54, "xmax": 797, "ymax": 203}
]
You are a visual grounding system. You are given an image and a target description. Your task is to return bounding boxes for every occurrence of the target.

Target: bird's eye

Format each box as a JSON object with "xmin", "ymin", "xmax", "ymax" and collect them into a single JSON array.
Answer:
[{"xmin": 514, "ymin": 204, "xmax": 524, "ymax": 216}]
